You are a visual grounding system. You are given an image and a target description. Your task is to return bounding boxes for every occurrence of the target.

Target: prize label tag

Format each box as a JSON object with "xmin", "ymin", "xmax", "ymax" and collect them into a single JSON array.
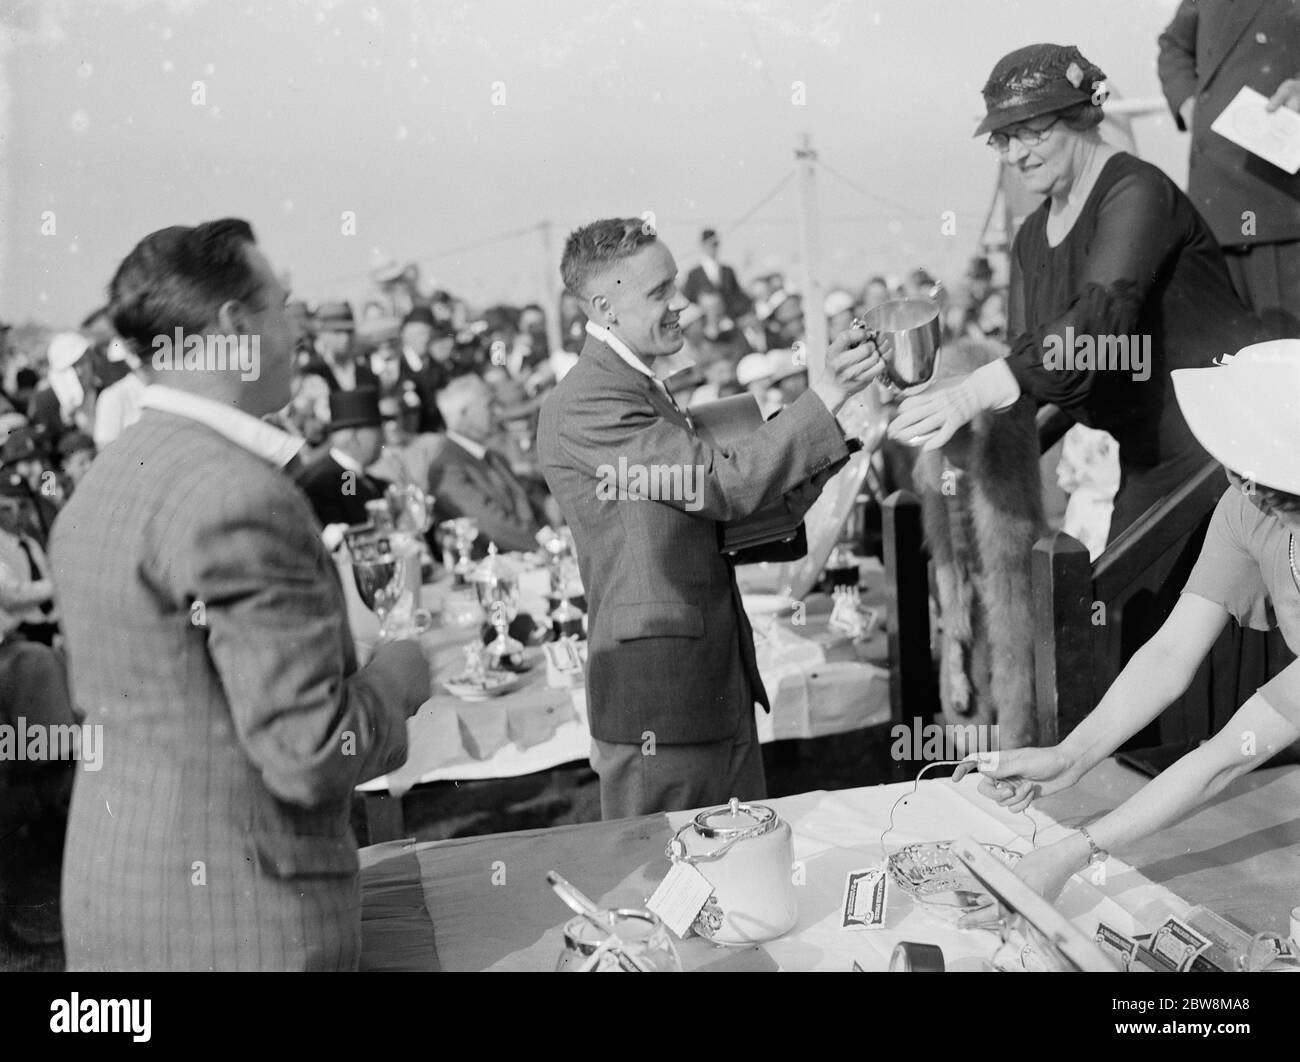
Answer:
[
  {"xmin": 647, "ymin": 861, "xmax": 715, "ymax": 939},
  {"xmin": 1094, "ymin": 922, "xmax": 1139, "ymax": 971},
  {"xmin": 840, "ymin": 865, "xmax": 889, "ymax": 930},
  {"xmin": 1150, "ymin": 916, "xmax": 1212, "ymax": 972}
]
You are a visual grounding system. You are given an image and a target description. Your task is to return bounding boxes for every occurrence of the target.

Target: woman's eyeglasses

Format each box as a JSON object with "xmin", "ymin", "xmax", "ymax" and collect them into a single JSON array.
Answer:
[{"xmin": 987, "ymin": 120, "xmax": 1059, "ymax": 154}]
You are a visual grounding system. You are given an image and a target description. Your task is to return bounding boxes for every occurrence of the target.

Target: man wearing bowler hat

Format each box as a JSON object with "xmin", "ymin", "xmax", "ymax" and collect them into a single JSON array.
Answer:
[
  {"xmin": 296, "ymin": 388, "xmax": 393, "ymax": 530},
  {"xmin": 303, "ymin": 300, "xmax": 377, "ymax": 393}
]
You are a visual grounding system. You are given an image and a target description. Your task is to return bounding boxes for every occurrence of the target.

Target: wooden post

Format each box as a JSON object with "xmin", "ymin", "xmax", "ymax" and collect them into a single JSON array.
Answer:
[
  {"xmin": 1031, "ymin": 531, "xmax": 1094, "ymax": 746},
  {"xmin": 539, "ymin": 220, "xmax": 563, "ymax": 357},
  {"xmin": 883, "ymin": 491, "xmax": 937, "ymax": 768},
  {"xmin": 795, "ymin": 133, "xmax": 827, "ymax": 382}
]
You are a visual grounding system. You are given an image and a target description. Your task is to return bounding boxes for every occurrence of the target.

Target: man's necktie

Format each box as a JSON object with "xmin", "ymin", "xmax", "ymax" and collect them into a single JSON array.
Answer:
[
  {"xmin": 483, "ymin": 448, "xmax": 532, "ymax": 524},
  {"xmin": 654, "ymin": 378, "xmax": 693, "ymax": 431}
]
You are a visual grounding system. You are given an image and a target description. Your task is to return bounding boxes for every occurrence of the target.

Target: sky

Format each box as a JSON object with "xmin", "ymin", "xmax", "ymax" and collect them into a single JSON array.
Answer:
[{"xmin": 0, "ymin": 0, "xmax": 1185, "ymax": 328}]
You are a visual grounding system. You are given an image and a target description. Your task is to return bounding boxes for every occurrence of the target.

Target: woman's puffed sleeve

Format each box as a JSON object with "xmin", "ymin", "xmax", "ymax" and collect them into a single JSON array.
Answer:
[{"xmin": 1005, "ymin": 170, "xmax": 1182, "ymax": 411}]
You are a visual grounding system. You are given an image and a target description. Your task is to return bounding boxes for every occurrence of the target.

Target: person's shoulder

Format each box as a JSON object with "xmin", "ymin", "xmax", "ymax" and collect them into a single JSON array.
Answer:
[
  {"xmin": 1210, "ymin": 483, "xmax": 1265, "ymax": 544},
  {"xmin": 1099, "ymin": 152, "xmax": 1174, "ymax": 199}
]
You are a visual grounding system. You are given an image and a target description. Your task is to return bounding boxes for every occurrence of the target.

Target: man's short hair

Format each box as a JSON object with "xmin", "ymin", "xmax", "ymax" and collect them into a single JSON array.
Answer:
[
  {"xmin": 107, "ymin": 218, "xmax": 262, "ymax": 352},
  {"xmin": 435, "ymin": 369, "xmax": 490, "ymax": 421},
  {"xmin": 560, "ymin": 218, "xmax": 657, "ymax": 300}
]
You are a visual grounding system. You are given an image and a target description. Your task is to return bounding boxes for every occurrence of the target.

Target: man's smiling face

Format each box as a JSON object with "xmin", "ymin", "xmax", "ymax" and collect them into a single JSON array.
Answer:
[{"xmin": 599, "ymin": 240, "xmax": 689, "ymax": 361}]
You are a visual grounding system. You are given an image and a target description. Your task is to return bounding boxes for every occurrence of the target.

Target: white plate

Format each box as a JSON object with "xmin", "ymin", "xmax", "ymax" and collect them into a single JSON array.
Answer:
[
  {"xmin": 441, "ymin": 674, "xmax": 523, "ymax": 701},
  {"xmin": 741, "ymin": 593, "xmax": 795, "ymax": 617}
]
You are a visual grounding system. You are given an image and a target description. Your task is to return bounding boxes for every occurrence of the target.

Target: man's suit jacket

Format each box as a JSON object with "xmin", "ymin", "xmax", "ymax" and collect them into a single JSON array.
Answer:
[
  {"xmin": 296, "ymin": 452, "xmax": 390, "ymax": 529},
  {"xmin": 429, "ymin": 436, "xmax": 542, "ymax": 554},
  {"xmin": 398, "ymin": 354, "xmax": 446, "ymax": 434},
  {"xmin": 536, "ymin": 336, "xmax": 848, "ymax": 746},
  {"xmin": 49, "ymin": 410, "xmax": 413, "ymax": 970},
  {"xmin": 681, "ymin": 262, "xmax": 754, "ymax": 321},
  {"xmin": 1159, "ymin": 0, "xmax": 1300, "ymax": 246}
]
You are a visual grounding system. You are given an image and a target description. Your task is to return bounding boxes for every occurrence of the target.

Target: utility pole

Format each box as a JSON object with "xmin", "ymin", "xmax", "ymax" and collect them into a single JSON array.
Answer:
[
  {"xmin": 794, "ymin": 133, "xmax": 827, "ymax": 381},
  {"xmin": 539, "ymin": 220, "xmax": 563, "ymax": 358}
]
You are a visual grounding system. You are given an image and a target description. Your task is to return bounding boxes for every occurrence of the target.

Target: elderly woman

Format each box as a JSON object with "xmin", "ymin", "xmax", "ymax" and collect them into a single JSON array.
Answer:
[{"xmin": 889, "ymin": 43, "xmax": 1266, "ymax": 541}]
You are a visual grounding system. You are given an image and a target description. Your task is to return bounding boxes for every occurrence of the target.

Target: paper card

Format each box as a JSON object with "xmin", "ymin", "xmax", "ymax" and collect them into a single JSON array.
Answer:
[
  {"xmin": 543, "ymin": 638, "xmax": 585, "ymax": 688},
  {"xmin": 1150, "ymin": 916, "xmax": 1212, "ymax": 972},
  {"xmin": 840, "ymin": 865, "xmax": 889, "ymax": 929},
  {"xmin": 647, "ymin": 861, "xmax": 716, "ymax": 939},
  {"xmin": 1095, "ymin": 922, "xmax": 1139, "ymax": 972},
  {"xmin": 1210, "ymin": 86, "xmax": 1300, "ymax": 174}
]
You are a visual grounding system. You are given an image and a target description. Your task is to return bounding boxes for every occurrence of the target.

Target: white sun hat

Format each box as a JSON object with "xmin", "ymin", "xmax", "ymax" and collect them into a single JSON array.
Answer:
[{"xmin": 1171, "ymin": 339, "xmax": 1300, "ymax": 493}]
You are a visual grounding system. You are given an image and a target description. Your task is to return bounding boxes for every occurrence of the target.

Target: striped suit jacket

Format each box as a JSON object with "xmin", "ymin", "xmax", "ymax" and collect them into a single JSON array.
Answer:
[{"xmin": 49, "ymin": 409, "xmax": 416, "ymax": 971}]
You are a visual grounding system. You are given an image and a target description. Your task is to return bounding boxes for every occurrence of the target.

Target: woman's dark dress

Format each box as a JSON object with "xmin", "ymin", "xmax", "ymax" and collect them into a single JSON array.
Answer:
[{"xmin": 1008, "ymin": 152, "xmax": 1268, "ymax": 540}]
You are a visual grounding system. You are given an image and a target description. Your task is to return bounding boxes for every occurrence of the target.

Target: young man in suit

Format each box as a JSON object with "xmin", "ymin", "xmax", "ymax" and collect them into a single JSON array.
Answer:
[
  {"xmin": 49, "ymin": 218, "xmax": 429, "ymax": 970},
  {"xmin": 680, "ymin": 228, "xmax": 753, "ymax": 323},
  {"xmin": 1159, "ymin": 0, "xmax": 1300, "ymax": 334},
  {"xmin": 537, "ymin": 217, "xmax": 885, "ymax": 819},
  {"xmin": 431, "ymin": 371, "xmax": 543, "ymax": 554},
  {"xmin": 296, "ymin": 388, "xmax": 392, "ymax": 530},
  {"xmin": 396, "ymin": 306, "xmax": 447, "ymax": 434}
]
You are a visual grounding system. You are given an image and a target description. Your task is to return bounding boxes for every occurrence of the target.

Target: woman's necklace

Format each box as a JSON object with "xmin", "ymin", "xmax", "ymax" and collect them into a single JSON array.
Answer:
[{"xmin": 1288, "ymin": 534, "xmax": 1300, "ymax": 595}]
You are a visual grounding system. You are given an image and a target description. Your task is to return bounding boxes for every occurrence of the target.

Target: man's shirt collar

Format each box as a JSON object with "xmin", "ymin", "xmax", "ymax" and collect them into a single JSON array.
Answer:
[
  {"xmin": 586, "ymin": 321, "xmax": 654, "ymax": 379},
  {"xmin": 140, "ymin": 385, "xmax": 303, "ymax": 468},
  {"xmin": 445, "ymin": 430, "xmax": 487, "ymax": 461}
]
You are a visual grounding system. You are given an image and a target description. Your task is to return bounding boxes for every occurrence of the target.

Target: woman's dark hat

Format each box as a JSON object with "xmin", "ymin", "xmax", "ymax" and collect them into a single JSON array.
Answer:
[
  {"xmin": 975, "ymin": 44, "xmax": 1108, "ymax": 137},
  {"xmin": 328, "ymin": 388, "xmax": 389, "ymax": 431}
]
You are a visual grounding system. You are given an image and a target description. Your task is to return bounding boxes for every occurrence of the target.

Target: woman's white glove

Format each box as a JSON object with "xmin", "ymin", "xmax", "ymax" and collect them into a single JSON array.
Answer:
[{"xmin": 886, "ymin": 358, "xmax": 1020, "ymax": 451}]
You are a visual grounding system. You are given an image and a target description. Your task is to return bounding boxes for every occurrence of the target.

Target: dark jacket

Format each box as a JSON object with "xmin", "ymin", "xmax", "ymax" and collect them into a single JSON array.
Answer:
[
  {"xmin": 1159, "ymin": 0, "xmax": 1300, "ymax": 246},
  {"xmin": 682, "ymin": 262, "xmax": 754, "ymax": 321},
  {"xmin": 428, "ymin": 436, "xmax": 541, "ymax": 554},
  {"xmin": 295, "ymin": 452, "xmax": 389, "ymax": 529}
]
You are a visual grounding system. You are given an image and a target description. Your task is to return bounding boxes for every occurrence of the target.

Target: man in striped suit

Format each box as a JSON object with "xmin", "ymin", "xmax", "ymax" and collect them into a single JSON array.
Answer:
[{"xmin": 49, "ymin": 219, "xmax": 430, "ymax": 970}]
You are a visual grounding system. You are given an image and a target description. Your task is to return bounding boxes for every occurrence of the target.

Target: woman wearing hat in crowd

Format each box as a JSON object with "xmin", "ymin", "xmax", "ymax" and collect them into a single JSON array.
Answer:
[
  {"xmin": 958, "ymin": 341, "xmax": 1300, "ymax": 902},
  {"xmin": 890, "ymin": 43, "xmax": 1267, "ymax": 542}
]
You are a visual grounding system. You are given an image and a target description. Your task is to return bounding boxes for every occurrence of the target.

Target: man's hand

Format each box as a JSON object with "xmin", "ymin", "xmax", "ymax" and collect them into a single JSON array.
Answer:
[
  {"xmin": 367, "ymin": 639, "xmax": 431, "ymax": 717},
  {"xmin": 1266, "ymin": 78, "xmax": 1300, "ymax": 113},
  {"xmin": 1178, "ymin": 96, "xmax": 1195, "ymax": 129},
  {"xmin": 810, "ymin": 325, "xmax": 887, "ymax": 415},
  {"xmin": 952, "ymin": 745, "xmax": 1079, "ymax": 812}
]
